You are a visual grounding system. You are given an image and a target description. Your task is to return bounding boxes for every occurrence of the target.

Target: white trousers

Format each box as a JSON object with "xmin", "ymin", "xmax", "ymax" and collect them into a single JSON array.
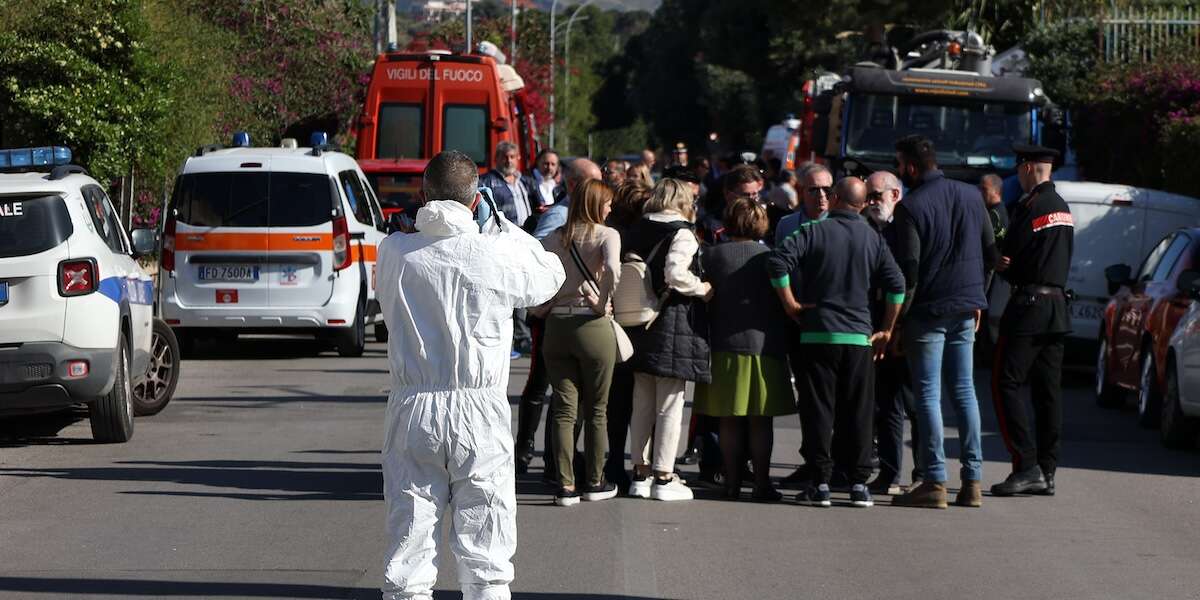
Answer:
[
  {"xmin": 630, "ymin": 373, "xmax": 687, "ymax": 473},
  {"xmin": 382, "ymin": 389, "xmax": 515, "ymax": 600}
]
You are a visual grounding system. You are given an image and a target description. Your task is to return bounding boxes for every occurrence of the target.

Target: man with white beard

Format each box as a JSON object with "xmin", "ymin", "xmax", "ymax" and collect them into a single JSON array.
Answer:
[{"xmin": 864, "ymin": 170, "xmax": 921, "ymax": 497}]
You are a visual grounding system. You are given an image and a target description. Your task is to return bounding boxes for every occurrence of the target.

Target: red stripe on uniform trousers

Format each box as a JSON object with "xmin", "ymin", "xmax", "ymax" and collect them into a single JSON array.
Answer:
[{"xmin": 991, "ymin": 334, "xmax": 1022, "ymax": 470}]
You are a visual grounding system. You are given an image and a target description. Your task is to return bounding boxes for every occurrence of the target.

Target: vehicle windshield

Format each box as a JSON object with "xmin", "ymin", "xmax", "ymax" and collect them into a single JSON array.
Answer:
[
  {"xmin": 366, "ymin": 173, "xmax": 423, "ymax": 216},
  {"xmin": 172, "ymin": 172, "xmax": 334, "ymax": 227},
  {"xmin": 845, "ymin": 93, "xmax": 1033, "ymax": 169},
  {"xmin": 0, "ymin": 194, "xmax": 73, "ymax": 258}
]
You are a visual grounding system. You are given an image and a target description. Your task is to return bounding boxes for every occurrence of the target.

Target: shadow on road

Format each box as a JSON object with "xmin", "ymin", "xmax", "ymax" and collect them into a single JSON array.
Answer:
[
  {"xmin": 0, "ymin": 577, "xmax": 369, "ymax": 598},
  {"xmin": 0, "ymin": 408, "xmax": 90, "ymax": 447},
  {"xmin": 0, "ymin": 459, "xmax": 382, "ymax": 502},
  {"xmin": 182, "ymin": 337, "xmax": 387, "ymax": 361},
  {"xmin": 0, "ymin": 577, "xmax": 669, "ymax": 600}
]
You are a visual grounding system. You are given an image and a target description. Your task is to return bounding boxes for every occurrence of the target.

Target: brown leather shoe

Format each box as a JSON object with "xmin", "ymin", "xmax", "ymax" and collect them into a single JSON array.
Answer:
[
  {"xmin": 892, "ymin": 481, "xmax": 948, "ymax": 509},
  {"xmin": 955, "ymin": 480, "xmax": 982, "ymax": 507}
]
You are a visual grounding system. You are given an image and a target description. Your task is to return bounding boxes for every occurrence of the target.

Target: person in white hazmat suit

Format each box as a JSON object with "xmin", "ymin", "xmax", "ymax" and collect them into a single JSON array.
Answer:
[{"xmin": 377, "ymin": 150, "xmax": 566, "ymax": 600}]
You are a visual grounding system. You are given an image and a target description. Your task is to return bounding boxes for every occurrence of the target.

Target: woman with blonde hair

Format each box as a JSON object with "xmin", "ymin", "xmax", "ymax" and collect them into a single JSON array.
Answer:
[
  {"xmin": 626, "ymin": 162, "xmax": 655, "ymax": 188},
  {"xmin": 624, "ymin": 178, "xmax": 712, "ymax": 501},
  {"xmin": 540, "ymin": 179, "xmax": 622, "ymax": 506}
]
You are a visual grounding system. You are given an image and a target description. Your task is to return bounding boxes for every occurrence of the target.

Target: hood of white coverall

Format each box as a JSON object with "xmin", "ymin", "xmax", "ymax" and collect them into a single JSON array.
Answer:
[{"xmin": 376, "ymin": 200, "xmax": 566, "ymax": 393}]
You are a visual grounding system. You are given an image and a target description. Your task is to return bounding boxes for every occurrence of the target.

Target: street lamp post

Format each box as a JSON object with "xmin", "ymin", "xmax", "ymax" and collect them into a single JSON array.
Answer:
[
  {"xmin": 548, "ymin": 0, "xmax": 560, "ymax": 149},
  {"xmin": 561, "ymin": 0, "xmax": 594, "ymax": 155}
]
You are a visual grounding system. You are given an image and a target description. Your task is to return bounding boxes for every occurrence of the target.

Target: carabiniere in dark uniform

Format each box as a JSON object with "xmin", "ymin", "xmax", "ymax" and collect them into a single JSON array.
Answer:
[{"xmin": 990, "ymin": 144, "xmax": 1074, "ymax": 497}]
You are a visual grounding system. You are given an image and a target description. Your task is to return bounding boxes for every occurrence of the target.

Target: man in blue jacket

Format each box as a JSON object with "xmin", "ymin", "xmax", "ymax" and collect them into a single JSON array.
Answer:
[
  {"xmin": 767, "ymin": 176, "xmax": 905, "ymax": 509},
  {"xmin": 890, "ymin": 135, "xmax": 998, "ymax": 510}
]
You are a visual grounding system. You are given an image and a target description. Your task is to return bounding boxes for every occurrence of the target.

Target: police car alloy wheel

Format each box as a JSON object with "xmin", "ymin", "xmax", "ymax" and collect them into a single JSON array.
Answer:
[
  {"xmin": 89, "ymin": 336, "xmax": 134, "ymax": 443},
  {"xmin": 131, "ymin": 319, "xmax": 180, "ymax": 416}
]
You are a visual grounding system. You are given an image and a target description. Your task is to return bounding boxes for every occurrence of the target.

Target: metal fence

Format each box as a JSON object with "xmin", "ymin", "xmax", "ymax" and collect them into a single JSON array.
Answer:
[{"xmin": 1103, "ymin": 4, "xmax": 1200, "ymax": 62}]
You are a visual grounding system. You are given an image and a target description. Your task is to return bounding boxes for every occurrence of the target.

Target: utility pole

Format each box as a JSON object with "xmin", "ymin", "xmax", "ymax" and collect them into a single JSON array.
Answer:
[
  {"xmin": 561, "ymin": 0, "xmax": 594, "ymax": 155},
  {"xmin": 511, "ymin": 0, "xmax": 518, "ymax": 62},
  {"xmin": 548, "ymin": 0, "xmax": 560, "ymax": 149},
  {"xmin": 387, "ymin": 0, "xmax": 397, "ymax": 51},
  {"xmin": 466, "ymin": 0, "xmax": 473, "ymax": 52}
]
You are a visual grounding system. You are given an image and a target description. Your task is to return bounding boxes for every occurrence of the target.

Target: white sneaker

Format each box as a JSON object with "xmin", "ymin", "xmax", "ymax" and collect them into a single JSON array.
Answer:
[
  {"xmin": 650, "ymin": 474, "xmax": 693, "ymax": 501},
  {"xmin": 629, "ymin": 477, "xmax": 652, "ymax": 499}
]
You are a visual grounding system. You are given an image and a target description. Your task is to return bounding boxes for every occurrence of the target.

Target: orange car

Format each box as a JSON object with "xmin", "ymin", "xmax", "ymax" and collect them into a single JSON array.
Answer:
[{"xmin": 1097, "ymin": 228, "xmax": 1200, "ymax": 427}]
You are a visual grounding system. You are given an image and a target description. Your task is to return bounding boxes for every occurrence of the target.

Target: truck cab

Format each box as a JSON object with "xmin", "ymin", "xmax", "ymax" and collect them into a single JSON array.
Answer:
[{"xmin": 809, "ymin": 30, "xmax": 1061, "ymax": 182}]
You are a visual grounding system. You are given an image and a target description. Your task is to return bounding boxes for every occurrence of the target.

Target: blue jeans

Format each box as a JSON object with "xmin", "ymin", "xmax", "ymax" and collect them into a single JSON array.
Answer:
[{"xmin": 904, "ymin": 312, "xmax": 983, "ymax": 483}]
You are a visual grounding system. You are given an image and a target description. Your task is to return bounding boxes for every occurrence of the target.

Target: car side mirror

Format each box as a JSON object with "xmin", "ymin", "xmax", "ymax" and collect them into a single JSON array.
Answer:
[
  {"xmin": 1178, "ymin": 269, "xmax": 1200, "ymax": 298},
  {"xmin": 1105, "ymin": 263, "xmax": 1133, "ymax": 296},
  {"xmin": 130, "ymin": 228, "xmax": 157, "ymax": 258}
]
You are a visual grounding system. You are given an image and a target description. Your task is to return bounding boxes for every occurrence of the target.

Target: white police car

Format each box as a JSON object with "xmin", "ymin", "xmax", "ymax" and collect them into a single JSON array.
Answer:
[
  {"xmin": 158, "ymin": 132, "xmax": 390, "ymax": 356},
  {"xmin": 0, "ymin": 146, "xmax": 175, "ymax": 442}
]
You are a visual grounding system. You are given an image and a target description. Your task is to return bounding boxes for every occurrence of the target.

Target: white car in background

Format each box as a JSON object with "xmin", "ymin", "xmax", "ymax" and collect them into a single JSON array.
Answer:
[
  {"xmin": 987, "ymin": 181, "xmax": 1200, "ymax": 359},
  {"xmin": 1163, "ymin": 270, "xmax": 1200, "ymax": 449}
]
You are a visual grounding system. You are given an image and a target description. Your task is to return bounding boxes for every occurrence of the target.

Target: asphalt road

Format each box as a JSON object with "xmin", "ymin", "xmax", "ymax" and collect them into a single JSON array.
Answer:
[{"xmin": 1, "ymin": 337, "xmax": 1199, "ymax": 600}]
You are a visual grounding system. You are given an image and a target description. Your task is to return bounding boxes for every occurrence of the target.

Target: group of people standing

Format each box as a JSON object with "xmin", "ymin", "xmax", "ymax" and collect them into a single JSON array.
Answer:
[
  {"xmin": 377, "ymin": 134, "xmax": 1075, "ymax": 598},
  {"xmin": 498, "ymin": 135, "xmax": 1075, "ymax": 510}
]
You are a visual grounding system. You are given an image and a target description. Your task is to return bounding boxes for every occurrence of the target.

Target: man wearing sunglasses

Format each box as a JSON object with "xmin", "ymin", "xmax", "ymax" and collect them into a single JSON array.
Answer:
[{"xmin": 773, "ymin": 163, "xmax": 832, "ymax": 247}]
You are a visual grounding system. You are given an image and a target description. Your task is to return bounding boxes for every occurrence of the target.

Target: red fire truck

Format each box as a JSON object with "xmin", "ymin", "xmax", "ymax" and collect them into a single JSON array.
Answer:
[{"xmin": 355, "ymin": 43, "xmax": 541, "ymax": 218}]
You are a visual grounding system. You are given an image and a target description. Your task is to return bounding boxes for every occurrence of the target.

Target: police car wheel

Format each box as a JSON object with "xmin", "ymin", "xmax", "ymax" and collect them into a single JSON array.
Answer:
[
  {"xmin": 132, "ymin": 319, "xmax": 180, "ymax": 417},
  {"xmin": 89, "ymin": 334, "xmax": 134, "ymax": 443},
  {"xmin": 336, "ymin": 296, "xmax": 366, "ymax": 358},
  {"xmin": 1161, "ymin": 361, "xmax": 1199, "ymax": 449},
  {"xmin": 1095, "ymin": 335, "xmax": 1125, "ymax": 409},
  {"xmin": 1137, "ymin": 347, "xmax": 1162, "ymax": 428},
  {"xmin": 374, "ymin": 323, "xmax": 389, "ymax": 343}
]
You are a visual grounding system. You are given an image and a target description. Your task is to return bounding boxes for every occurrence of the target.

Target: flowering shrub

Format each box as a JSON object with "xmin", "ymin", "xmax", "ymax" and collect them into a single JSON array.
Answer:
[
  {"xmin": 184, "ymin": 0, "xmax": 375, "ymax": 146},
  {"xmin": 1073, "ymin": 51, "xmax": 1200, "ymax": 197}
]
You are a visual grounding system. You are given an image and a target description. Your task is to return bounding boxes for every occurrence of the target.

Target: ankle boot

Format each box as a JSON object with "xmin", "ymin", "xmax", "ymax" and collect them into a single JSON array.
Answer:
[
  {"xmin": 892, "ymin": 481, "xmax": 948, "ymax": 509},
  {"xmin": 955, "ymin": 480, "xmax": 982, "ymax": 507}
]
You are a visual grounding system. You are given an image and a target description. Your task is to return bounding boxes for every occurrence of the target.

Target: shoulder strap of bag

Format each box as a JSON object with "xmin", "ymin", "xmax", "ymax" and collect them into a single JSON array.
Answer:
[{"xmin": 569, "ymin": 240, "xmax": 601, "ymax": 297}]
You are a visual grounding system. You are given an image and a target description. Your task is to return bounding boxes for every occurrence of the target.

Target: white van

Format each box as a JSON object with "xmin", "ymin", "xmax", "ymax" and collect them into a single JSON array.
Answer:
[
  {"xmin": 159, "ymin": 133, "xmax": 389, "ymax": 356},
  {"xmin": 987, "ymin": 181, "xmax": 1200, "ymax": 356}
]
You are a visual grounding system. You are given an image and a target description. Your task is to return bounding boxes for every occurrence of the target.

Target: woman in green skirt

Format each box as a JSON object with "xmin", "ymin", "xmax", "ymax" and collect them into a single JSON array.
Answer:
[{"xmin": 694, "ymin": 196, "xmax": 795, "ymax": 502}]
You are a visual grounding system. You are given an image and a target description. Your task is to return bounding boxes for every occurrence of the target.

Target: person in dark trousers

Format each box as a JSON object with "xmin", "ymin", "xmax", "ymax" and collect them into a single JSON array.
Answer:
[
  {"xmin": 980, "ymin": 173, "xmax": 1010, "ymax": 295},
  {"xmin": 890, "ymin": 135, "xmax": 998, "ymax": 510},
  {"xmin": 990, "ymin": 144, "xmax": 1074, "ymax": 498},
  {"xmin": 767, "ymin": 177, "xmax": 905, "ymax": 509},
  {"xmin": 514, "ymin": 159, "xmax": 603, "ymax": 480},
  {"xmin": 863, "ymin": 170, "xmax": 922, "ymax": 496}
]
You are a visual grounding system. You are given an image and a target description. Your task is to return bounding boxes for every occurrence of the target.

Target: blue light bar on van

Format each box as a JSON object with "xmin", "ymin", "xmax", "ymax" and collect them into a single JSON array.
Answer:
[
  {"xmin": 232, "ymin": 132, "xmax": 251, "ymax": 147},
  {"xmin": 0, "ymin": 146, "xmax": 73, "ymax": 169},
  {"xmin": 310, "ymin": 131, "xmax": 329, "ymax": 147}
]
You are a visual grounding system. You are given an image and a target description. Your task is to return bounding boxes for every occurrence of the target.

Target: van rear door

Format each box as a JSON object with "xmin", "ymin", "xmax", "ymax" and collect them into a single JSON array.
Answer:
[
  {"xmin": 171, "ymin": 170, "xmax": 272, "ymax": 308},
  {"xmin": 265, "ymin": 172, "xmax": 338, "ymax": 308}
]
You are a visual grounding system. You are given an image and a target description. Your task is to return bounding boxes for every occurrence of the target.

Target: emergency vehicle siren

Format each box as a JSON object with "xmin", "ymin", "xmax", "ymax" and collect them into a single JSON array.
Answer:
[
  {"xmin": 310, "ymin": 132, "xmax": 329, "ymax": 147},
  {"xmin": 0, "ymin": 146, "xmax": 72, "ymax": 170},
  {"xmin": 232, "ymin": 132, "xmax": 251, "ymax": 148}
]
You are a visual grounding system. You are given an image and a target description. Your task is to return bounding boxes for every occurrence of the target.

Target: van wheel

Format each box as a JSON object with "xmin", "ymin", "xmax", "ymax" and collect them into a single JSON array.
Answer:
[
  {"xmin": 90, "ymin": 335, "xmax": 135, "ymax": 443},
  {"xmin": 336, "ymin": 297, "xmax": 366, "ymax": 358},
  {"xmin": 375, "ymin": 322, "xmax": 389, "ymax": 343},
  {"xmin": 1137, "ymin": 346, "xmax": 1162, "ymax": 428},
  {"xmin": 1096, "ymin": 335, "xmax": 1125, "ymax": 408},
  {"xmin": 1161, "ymin": 361, "xmax": 1198, "ymax": 449},
  {"xmin": 132, "ymin": 319, "xmax": 180, "ymax": 416}
]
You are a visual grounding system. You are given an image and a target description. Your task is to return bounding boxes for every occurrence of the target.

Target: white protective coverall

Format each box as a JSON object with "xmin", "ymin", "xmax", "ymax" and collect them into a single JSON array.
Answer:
[{"xmin": 377, "ymin": 200, "xmax": 565, "ymax": 600}]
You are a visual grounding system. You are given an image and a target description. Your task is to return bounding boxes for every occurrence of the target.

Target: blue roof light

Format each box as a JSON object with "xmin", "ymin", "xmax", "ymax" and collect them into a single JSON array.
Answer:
[
  {"xmin": 309, "ymin": 131, "xmax": 329, "ymax": 147},
  {"xmin": 232, "ymin": 132, "xmax": 251, "ymax": 147},
  {"xmin": 0, "ymin": 146, "xmax": 74, "ymax": 171}
]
